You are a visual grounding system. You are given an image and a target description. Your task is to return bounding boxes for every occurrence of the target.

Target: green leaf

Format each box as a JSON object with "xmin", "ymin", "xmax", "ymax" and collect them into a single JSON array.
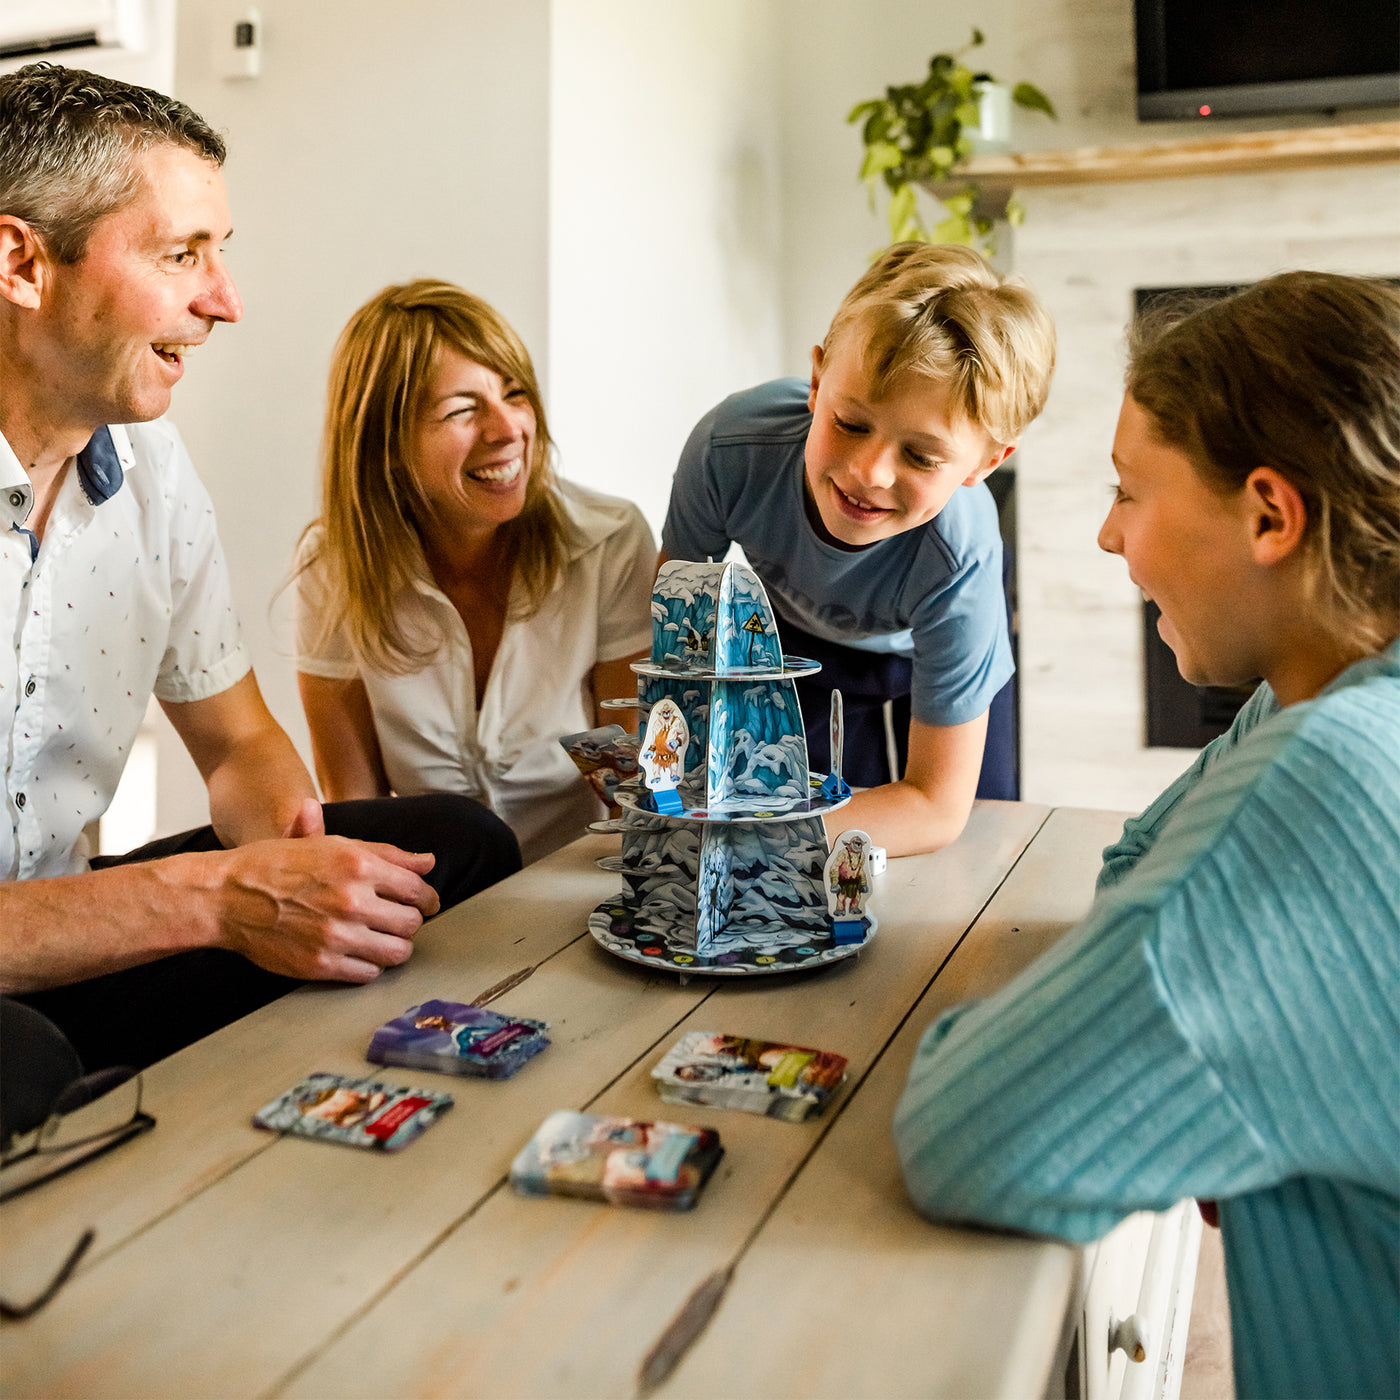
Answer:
[
  {"xmin": 859, "ymin": 141, "xmax": 904, "ymax": 181},
  {"xmin": 928, "ymin": 143, "xmax": 955, "ymax": 173},
  {"xmin": 1005, "ymin": 195, "xmax": 1026, "ymax": 226},
  {"xmin": 847, "ymin": 99, "xmax": 880, "ymax": 124},
  {"xmin": 1012, "ymin": 82, "xmax": 1057, "ymax": 119},
  {"xmin": 863, "ymin": 110, "xmax": 892, "ymax": 145},
  {"xmin": 954, "ymin": 100, "xmax": 980, "ymax": 129},
  {"xmin": 970, "ymin": 27, "xmax": 985, "ymax": 47},
  {"xmin": 933, "ymin": 211, "xmax": 973, "ymax": 245},
  {"xmin": 887, "ymin": 182, "xmax": 918, "ymax": 230}
]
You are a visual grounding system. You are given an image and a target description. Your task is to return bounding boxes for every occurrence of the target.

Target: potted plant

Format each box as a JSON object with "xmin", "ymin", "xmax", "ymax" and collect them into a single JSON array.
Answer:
[{"xmin": 849, "ymin": 29, "xmax": 1056, "ymax": 252}]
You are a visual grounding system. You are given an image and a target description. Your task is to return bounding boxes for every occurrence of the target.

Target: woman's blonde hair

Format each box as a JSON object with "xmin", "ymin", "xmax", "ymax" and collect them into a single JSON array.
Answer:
[
  {"xmin": 823, "ymin": 243, "xmax": 1057, "ymax": 445},
  {"xmin": 1127, "ymin": 271, "xmax": 1400, "ymax": 652},
  {"xmin": 299, "ymin": 279, "xmax": 566, "ymax": 675}
]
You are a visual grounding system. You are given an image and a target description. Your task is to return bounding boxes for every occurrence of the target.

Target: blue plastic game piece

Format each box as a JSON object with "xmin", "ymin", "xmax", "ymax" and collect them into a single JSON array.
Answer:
[
  {"xmin": 651, "ymin": 786, "xmax": 684, "ymax": 815},
  {"xmin": 820, "ymin": 772, "xmax": 851, "ymax": 801},
  {"xmin": 831, "ymin": 917, "xmax": 867, "ymax": 946},
  {"xmin": 820, "ymin": 690, "xmax": 851, "ymax": 800}
]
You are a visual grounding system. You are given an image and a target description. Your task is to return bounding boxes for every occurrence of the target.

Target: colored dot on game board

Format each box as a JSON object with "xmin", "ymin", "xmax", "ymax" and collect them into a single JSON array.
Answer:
[
  {"xmin": 717, "ymin": 953, "xmax": 739, "ymax": 964},
  {"xmin": 673, "ymin": 955, "xmax": 694, "ymax": 964},
  {"xmin": 642, "ymin": 946, "xmax": 662, "ymax": 957},
  {"xmin": 796, "ymin": 946, "xmax": 816, "ymax": 955},
  {"xmin": 756, "ymin": 955, "xmax": 776, "ymax": 964}
]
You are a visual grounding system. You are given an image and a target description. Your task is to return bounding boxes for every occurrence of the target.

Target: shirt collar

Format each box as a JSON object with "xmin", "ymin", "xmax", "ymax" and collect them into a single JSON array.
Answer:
[
  {"xmin": 1, "ymin": 429, "xmax": 33, "ymax": 528},
  {"xmin": 75, "ymin": 426, "xmax": 125, "ymax": 505},
  {"xmin": 1, "ymin": 424, "xmax": 128, "ymax": 528}
]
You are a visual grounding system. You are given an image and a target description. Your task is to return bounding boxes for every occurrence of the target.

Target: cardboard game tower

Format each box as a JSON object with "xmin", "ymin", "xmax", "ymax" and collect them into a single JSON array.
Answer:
[{"xmin": 588, "ymin": 560, "xmax": 857, "ymax": 974}]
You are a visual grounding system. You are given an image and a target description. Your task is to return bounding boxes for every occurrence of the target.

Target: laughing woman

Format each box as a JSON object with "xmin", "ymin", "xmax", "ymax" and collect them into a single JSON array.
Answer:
[
  {"xmin": 293, "ymin": 280, "xmax": 654, "ymax": 865},
  {"xmin": 894, "ymin": 271, "xmax": 1399, "ymax": 1400}
]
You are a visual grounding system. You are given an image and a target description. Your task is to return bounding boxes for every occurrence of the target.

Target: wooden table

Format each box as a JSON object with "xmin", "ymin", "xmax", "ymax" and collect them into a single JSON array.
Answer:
[{"xmin": 0, "ymin": 801, "xmax": 1132, "ymax": 1400}]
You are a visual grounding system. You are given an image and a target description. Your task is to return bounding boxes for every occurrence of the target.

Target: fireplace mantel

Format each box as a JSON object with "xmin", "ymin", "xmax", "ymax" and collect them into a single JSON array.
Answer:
[{"xmin": 927, "ymin": 121, "xmax": 1399, "ymax": 200}]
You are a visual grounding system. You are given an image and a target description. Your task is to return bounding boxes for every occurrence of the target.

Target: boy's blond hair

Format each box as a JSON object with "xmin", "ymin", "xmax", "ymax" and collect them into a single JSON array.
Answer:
[{"xmin": 824, "ymin": 243, "xmax": 1056, "ymax": 445}]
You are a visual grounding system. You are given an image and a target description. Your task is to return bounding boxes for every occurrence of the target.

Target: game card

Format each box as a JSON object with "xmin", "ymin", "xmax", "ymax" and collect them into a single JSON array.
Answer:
[
  {"xmin": 652, "ymin": 1032, "xmax": 848, "ymax": 1122},
  {"xmin": 560, "ymin": 724, "xmax": 641, "ymax": 804},
  {"xmin": 367, "ymin": 1000, "xmax": 550, "ymax": 1079},
  {"xmin": 253, "ymin": 1072, "xmax": 453, "ymax": 1152},
  {"xmin": 510, "ymin": 1110, "xmax": 723, "ymax": 1210}
]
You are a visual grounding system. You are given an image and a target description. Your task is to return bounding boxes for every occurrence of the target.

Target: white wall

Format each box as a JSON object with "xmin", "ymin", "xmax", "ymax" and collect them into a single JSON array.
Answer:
[
  {"xmin": 547, "ymin": 0, "xmax": 785, "ymax": 537},
  {"xmin": 147, "ymin": 0, "xmax": 552, "ymax": 832}
]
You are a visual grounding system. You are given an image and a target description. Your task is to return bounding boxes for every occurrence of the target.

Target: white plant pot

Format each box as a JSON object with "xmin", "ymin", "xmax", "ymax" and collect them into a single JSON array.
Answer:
[{"xmin": 969, "ymin": 80, "xmax": 1013, "ymax": 155}]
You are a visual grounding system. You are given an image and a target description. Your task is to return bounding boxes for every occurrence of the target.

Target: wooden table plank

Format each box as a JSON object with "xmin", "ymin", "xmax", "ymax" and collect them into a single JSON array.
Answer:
[
  {"xmin": 656, "ymin": 806, "xmax": 1128, "ymax": 1400},
  {"xmin": 273, "ymin": 802, "xmax": 1050, "ymax": 1400}
]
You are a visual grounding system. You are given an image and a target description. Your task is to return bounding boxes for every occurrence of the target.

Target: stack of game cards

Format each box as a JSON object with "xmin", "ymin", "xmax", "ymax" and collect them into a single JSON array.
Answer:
[
  {"xmin": 253, "ymin": 1072, "xmax": 453, "ymax": 1152},
  {"xmin": 652, "ymin": 1032, "xmax": 847, "ymax": 1123},
  {"xmin": 510, "ymin": 1110, "xmax": 723, "ymax": 1211},
  {"xmin": 367, "ymin": 1000, "xmax": 550, "ymax": 1079}
]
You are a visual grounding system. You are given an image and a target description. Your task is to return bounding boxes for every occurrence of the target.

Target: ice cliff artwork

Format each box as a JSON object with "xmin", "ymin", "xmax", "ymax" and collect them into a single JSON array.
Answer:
[{"xmin": 589, "ymin": 559, "xmax": 863, "ymax": 975}]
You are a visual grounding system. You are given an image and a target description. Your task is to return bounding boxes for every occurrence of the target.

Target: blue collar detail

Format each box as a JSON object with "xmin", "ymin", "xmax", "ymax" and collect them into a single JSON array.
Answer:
[
  {"xmin": 10, "ymin": 521, "xmax": 39, "ymax": 563},
  {"xmin": 76, "ymin": 427, "xmax": 124, "ymax": 505}
]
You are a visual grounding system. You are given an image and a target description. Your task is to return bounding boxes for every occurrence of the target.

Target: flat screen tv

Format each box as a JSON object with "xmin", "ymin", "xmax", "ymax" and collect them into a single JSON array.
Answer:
[{"xmin": 1135, "ymin": 0, "xmax": 1400, "ymax": 120}]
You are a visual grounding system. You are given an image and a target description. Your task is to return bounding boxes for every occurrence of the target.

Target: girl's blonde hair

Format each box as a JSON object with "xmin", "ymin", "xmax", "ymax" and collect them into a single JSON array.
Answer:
[
  {"xmin": 823, "ymin": 242, "xmax": 1057, "ymax": 445},
  {"xmin": 1127, "ymin": 271, "xmax": 1400, "ymax": 652},
  {"xmin": 299, "ymin": 279, "xmax": 566, "ymax": 675}
]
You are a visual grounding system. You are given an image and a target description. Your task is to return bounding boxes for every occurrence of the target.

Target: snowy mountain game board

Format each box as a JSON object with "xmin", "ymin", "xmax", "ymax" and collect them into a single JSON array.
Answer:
[{"xmin": 587, "ymin": 559, "xmax": 874, "ymax": 976}]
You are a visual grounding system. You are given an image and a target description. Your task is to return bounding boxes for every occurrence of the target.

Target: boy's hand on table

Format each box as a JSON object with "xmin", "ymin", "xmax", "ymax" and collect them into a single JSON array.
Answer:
[{"xmin": 826, "ymin": 711, "xmax": 988, "ymax": 858}]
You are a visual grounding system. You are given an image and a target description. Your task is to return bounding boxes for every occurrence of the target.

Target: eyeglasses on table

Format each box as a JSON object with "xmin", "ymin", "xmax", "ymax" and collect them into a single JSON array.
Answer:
[{"xmin": 0, "ymin": 1069, "xmax": 156, "ymax": 1320}]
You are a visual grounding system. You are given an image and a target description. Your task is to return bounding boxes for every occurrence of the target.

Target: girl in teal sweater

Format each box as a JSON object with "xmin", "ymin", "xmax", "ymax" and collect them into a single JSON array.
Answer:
[{"xmin": 895, "ymin": 271, "xmax": 1400, "ymax": 1400}]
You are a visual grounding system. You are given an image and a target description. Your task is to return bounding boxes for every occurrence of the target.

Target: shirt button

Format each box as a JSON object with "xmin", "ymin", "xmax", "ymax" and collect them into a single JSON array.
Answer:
[
  {"xmin": 14, "ymin": 792, "xmax": 25, "ymax": 809},
  {"xmin": 24, "ymin": 678, "xmax": 36, "ymax": 697},
  {"xmin": 8, "ymin": 490, "xmax": 23, "ymax": 509}
]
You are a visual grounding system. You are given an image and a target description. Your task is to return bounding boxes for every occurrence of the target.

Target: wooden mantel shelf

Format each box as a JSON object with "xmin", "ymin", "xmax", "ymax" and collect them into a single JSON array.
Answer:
[{"xmin": 939, "ymin": 120, "xmax": 1400, "ymax": 192}]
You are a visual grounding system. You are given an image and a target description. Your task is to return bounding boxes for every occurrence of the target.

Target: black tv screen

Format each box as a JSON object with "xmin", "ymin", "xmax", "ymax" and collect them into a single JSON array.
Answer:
[{"xmin": 1135, "ymin": 0, "xmax": 1400, "ymax": 120}]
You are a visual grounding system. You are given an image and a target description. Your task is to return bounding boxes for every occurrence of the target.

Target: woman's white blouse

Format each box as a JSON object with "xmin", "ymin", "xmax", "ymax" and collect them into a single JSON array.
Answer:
[{"xmin": 294, "ymin": 482, "xmax": 654, "ymax": 864}]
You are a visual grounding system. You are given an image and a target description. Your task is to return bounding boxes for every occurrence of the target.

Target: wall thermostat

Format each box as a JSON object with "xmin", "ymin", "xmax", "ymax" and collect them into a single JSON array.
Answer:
[{"xmin": 218, "ymin": 5, "xmax": 260, "ymax": 80}]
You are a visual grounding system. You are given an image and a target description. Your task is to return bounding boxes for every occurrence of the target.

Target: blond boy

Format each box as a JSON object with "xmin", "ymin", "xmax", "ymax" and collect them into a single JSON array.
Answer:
[{"xmin": 662, "ymin": 244, "xmax": 1056, "ymax": 855}]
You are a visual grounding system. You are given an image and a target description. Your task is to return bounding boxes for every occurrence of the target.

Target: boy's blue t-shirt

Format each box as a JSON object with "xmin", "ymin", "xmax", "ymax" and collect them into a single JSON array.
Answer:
[{"xmin": 661, "ymin": 377, "xmax": 1013, "ymax": 728}]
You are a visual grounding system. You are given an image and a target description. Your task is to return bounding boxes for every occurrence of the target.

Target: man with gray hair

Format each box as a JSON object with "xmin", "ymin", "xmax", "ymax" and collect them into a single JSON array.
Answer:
[{"xmin": 0, "ymin": 64, "xmax": 518, "ymax": 1093}]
